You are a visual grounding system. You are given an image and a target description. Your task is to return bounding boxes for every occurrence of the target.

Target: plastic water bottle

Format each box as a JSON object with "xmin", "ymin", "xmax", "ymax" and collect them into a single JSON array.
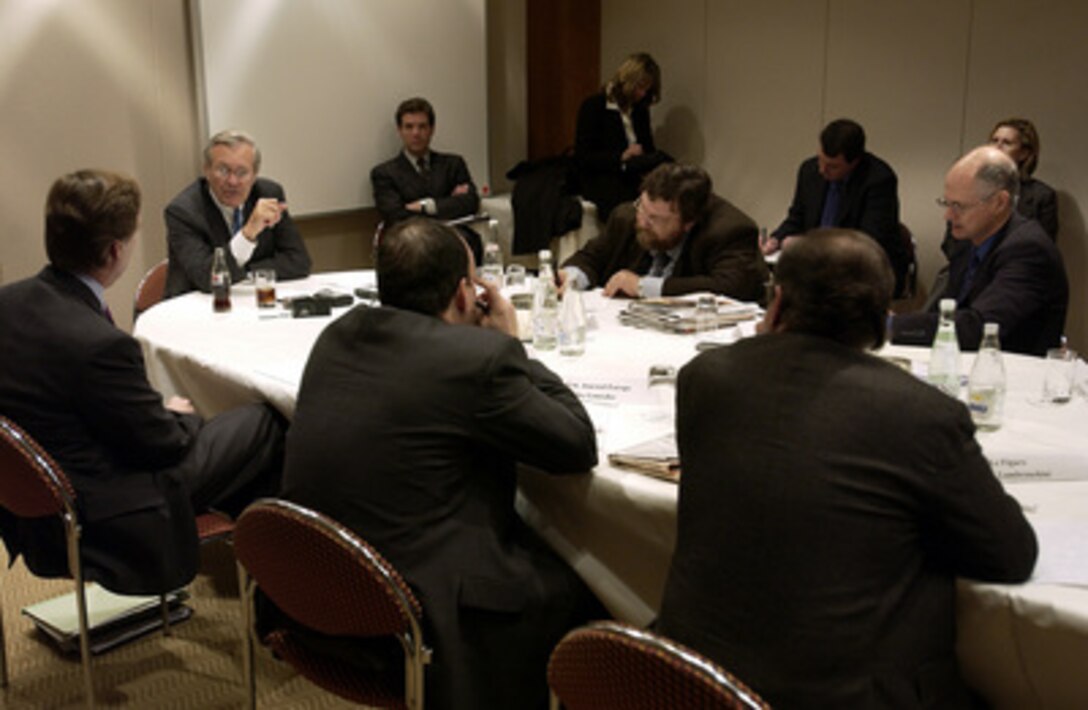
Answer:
[
  {"xmin": 211, "ymin": 247, "xmax": 231, "ymax": 313},
  {"xmin": 558, "ymin": 289, "xmax": 586, "ymax": 356},
  {"xmin": 480, "ymin": 219, "xmax": 503, "ymax": 284},
  {"xmin": 967, "ymin": 323, "xmax": 1005, "ymax": 430},
  {"xmin": 532, "ymin": 249, "xmax": 558, "ymax": 351},
  {"xmin": 928, "ymin": 298, "xmax": 960, "ymax": 397}
]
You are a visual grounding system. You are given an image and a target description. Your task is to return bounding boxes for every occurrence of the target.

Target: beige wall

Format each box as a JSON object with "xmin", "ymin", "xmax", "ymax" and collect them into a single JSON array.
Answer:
[
  {"xmin": 599, "ymin": 0, "xmax": 1088, "ymax": 351},
  {"xmin": 0, "ymin": 0, "xmax": 371, "ymax": 333}
]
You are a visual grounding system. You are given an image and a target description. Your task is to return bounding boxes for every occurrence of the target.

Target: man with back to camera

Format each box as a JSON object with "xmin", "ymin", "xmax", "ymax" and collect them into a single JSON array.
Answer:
[
  {"xmin": 0, "ymin": 169, "xmax": 286, "ymax": 595},
  {"xmin": 279, "ymin": 218, "xmax": 602, "ymax": 709},
  {"xmin": 164, "ymin": 129, "xmax": 312, "ymax": 297},
  {"xmin": 559, "ymin": 162, "xmax": 767, "ymax": 301},
  {"xmin": 371, "ymin": 97, "xmax": 483, "ymax": 263},
  {"xmin": 657, "ymin": 228, "xmax": 1037, "ymax": 708},
  {"xmin": 891, "ymin": 145, "xmax": 1068, "ymax": 356},
  {"xmin": 764, "ymin": 118, "xmax": 909, "ymax": 296}
]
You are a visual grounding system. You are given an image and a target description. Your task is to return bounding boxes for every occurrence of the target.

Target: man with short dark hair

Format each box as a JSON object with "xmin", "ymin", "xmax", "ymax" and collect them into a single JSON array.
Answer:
[
  {"xmin": 0, "ymin": 169, "xmax": 286, "ymax": 595},
  {"xmin": 658, "ymin": 228, "xmax": 1037, "ymax": 708},
  {"xmin": 371, "ymin": 97, "xmax": 482, "ymax": 261},
  {"xmin": 765, "ymin": 118, "xmax": 907, "ymax": 295},
  {"xmin": 892, "ymin": 146, "xmax": 1068, "ymax": 355},
  {"xmin": 164, "ymin": 129, "xmax": 312, "ymax": 297},
  {"xmin": 560, "ymin": 162, "xmax": 767, "ymax": 300},
  {"xmin": 281, "ymin": 218, "xmax": 601, "ymax": 709}
]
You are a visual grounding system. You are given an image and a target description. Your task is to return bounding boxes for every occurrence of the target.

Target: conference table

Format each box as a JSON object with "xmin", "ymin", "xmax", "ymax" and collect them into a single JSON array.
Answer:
[{"xmin": 135, "ymin": 271, "xmax": 1088, "ymax": 709}]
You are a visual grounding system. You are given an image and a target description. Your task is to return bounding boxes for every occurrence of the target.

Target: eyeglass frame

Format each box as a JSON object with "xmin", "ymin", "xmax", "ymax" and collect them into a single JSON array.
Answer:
[
  {"xmin": 935, "ymin": 191, "xmax": 999, "ymax": 215},
  {"xmin": 633, "ymin": 196, "xmax": 680, "ymax": 230},
  {"xmin": 211, "ymin": 164, "xmax": 254, "ymax": 182}
]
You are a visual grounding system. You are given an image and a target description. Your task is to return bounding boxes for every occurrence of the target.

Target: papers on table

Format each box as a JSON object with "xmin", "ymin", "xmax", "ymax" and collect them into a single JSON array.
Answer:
[
  {"xmin": 618, "ymin": 295, "xmax": 758, "ymax": 334},
  {"xmin": 608, "ymin": 433, "xmax": 680, "ymax": 482},
  {"xmin": 1027, "ymin": 518, "xmax": 1088, "ymax": 586}
]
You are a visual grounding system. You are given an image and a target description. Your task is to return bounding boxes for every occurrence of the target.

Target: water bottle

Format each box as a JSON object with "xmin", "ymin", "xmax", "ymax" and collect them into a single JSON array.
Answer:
[
  {"xmin": 480, "ymin": 219, "xmax": 503, "ymax": 284},
  {"xmin": 928, "ymin": 298, "xmax": 960, "ymax": 397},
  {"xmin": 558, "ymin": 289, "xmax": 586, "ymax": 356},
  {"xmin": 211, "ymin": 247, "xmax": 231, "ymax": 313},
  {"xmin": 532, "ymin": 249, "xmax": 558, "ymax": 351},
  {"xmin": 967, "ymin": 323, "xmax": 1005, "ymax": 430}
]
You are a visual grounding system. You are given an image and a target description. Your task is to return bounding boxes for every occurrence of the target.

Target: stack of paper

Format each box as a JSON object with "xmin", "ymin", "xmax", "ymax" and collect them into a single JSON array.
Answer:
[{"xmin": 608, "ymin": 433, "xmax": 681, "ymax": 482}]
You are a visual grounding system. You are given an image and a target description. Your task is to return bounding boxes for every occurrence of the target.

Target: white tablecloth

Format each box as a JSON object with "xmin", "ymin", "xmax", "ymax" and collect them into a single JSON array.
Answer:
[{"xmin": 135, "ymin": 271, "xmax": 1088, "ymax": 709}]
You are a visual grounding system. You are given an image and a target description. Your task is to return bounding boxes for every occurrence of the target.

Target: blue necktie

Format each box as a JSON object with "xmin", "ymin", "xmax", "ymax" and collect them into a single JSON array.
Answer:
[
  {"xmin": 232, "ymin": 207, "xmax": 243, "ymax": 234},
  {"xmin": 958, "ymin": 249, "xmax": 983, "ymax": 305},
  {"xmin": 819, "ymin": 181, "xmax": 842, "ymax": 228}
]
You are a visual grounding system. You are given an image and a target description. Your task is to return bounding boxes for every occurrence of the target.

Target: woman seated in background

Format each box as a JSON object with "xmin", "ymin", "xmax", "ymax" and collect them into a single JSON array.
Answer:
[
  {"xmin": 574, "ymin": 52, "xmax": 671, "ymax": 221},
  {"xmin": 990, "ymin": 117, "xmax": 1058, "ymax": 240}
]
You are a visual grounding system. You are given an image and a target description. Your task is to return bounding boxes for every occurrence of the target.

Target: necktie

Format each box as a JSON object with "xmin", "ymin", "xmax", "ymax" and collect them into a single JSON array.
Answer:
[
  {"xmin": 958, "ymin": 249, "xmax": 984, "ymax": 305},
  {"xmin": 649, "ymin": 252, "xmax": 671, "ymax": 277},
  {"xmin": 103, "ymin": 304, "xmax": 114, "ymax": 325},
  {"xmin": 819, "ymin": 181, "xmax": 842, "ymax": 228},
  {"xmin": 416, "ymin": 157, "xmax": 430, "ymax": 180},
  {"xmin": 232, "ymin": 207, "xmax": 243, "ymax": 234}
]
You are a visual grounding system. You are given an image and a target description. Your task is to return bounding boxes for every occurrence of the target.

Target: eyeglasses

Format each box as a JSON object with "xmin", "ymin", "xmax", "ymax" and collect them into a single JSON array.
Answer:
[
  {"xmin": 634, "ymin": 197, "xmax": 676, "ymax": 229},
  {"xmin": 212, "ymin": 165, "xmax": 253, "ymax": 181},
  {"xmin": 935, "ymin": 192, "xmax": 997, "ymax": 215}
]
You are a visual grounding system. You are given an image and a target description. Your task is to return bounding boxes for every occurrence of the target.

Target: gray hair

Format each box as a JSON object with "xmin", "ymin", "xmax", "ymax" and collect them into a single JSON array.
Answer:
[
  {"xmin": 203, "ymin": 129, "xmax": 261, "ymax": 173},
  {"xmin": 973, "ymin": 148, "xmax": 1019, "ymax": 203}
]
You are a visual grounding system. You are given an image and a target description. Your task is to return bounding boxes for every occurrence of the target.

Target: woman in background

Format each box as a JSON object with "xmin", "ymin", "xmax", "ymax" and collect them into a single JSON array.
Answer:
[
  {"xmin": 990, "ymin": 117, "xmax": 1058, "ymax": 240},
  {"xmin": 575, "ymin": 52, "xmax": 670, "ymax": 221}
]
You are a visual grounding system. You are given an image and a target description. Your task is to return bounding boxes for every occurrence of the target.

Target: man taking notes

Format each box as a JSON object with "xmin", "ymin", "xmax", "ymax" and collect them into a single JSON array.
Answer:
[{"xmin": 164, "ymin": 129, "xmax": 311, "ymax": 297}]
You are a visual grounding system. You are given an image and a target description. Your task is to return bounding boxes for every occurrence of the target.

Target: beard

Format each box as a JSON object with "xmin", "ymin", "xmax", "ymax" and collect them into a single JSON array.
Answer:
[{"xmin": 636, "ymin": 227, "xmax": 664, "ymax": 251}]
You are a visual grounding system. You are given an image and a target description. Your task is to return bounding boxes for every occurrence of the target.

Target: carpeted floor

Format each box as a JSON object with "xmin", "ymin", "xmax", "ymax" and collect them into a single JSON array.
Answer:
[{"xmin": 0, "ymin": 541, "xmax": 361, "ymax": 708}]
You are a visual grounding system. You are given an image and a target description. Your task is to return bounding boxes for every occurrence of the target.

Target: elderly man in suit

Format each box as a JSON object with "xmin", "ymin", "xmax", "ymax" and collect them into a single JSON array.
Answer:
[
  {"xmin": 0, "ymin": 170, "xmax": 285, "ymax": 595},
  {"xmin": 891, "ymin": 146, "xmax": 1068, "ymax": 355},
  {"xmin": 658, "ymin": 228, "xmax": 1037, "ymax": 708},
  {"xmin": 764, "ymin": 118, "xmax": 908, "ymax": 296},
  {"xmin": 164, "ymin": 129, "xmax": 312, "ymax": 298},
  {"xmin": 280, "ymin": 218, "xmax": 602, "ymax": 709},
  {"xmin": 559, "ymin": 162, "xmax": 767, "ymax": 301},
  {"xmin": 371, "ymin": 97, "xmax": 483, "ymax": 262}
]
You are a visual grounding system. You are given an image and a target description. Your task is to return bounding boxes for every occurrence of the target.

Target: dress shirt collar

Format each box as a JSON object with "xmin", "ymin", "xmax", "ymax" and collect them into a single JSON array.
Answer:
[
  {"xmin": 206, "ymin": 182, "xmax": 241, "ymax": 231},
  {"xmin": 405, "ymin": 149, "xmax": 432, "ymax": 173},
  {"xmin": 74, "ymin": 272, "xmax": 108, "ymax": 311},
  {"xmin": 970, "ymin": 218, "xmax": 1009, "ymax": 261}
]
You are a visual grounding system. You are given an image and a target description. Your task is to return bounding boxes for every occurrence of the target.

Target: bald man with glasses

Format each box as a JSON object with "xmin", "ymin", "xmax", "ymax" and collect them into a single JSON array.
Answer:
[
  {"xmin": 891, "ymin": 146, "xmax": 1067, "ymax": 356},
  {"xmin": 559, "ymin": 163, "xmax": 767, "ymax": 301}
]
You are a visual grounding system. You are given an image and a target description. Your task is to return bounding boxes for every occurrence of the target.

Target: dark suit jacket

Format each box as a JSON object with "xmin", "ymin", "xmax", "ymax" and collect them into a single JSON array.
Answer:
[
  {"xmin": 0, "ymin": 267, "xmax": 200, "ymax": 594},
  {"xmin": 892, "ymin": 213, "xmax": 1068, "ymax": 355},
  {"xmin": 281, "ymin": 306, "xmax": 598, "ymax": 709},
  {"xmin": 658, "ymin": 333, "xmax": 1037, "ymax": 709},
  {"xmin": 775, "ymin": 153, "xmax": 907, "ymax": 294},
  {"xmin": 1018, "ymin": 177, "xmax": 1058, "ymax": 240},
  {"xmin": 164, "ymin": 177, "xmax": 312, "ymax": 297},
  {"xmin": 574, "ymin": 91, "xmax": 667, "ymax": 220},
  {"xmin": 561, "ymin": 195, "xmax": 768, "ymax": 301},
  {"xmin": 370, "ymin": 150, "xmax": 480, "ymax": 226}
]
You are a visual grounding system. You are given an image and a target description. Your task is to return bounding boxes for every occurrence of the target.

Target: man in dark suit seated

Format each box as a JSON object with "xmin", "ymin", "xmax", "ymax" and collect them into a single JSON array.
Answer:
[
  {"xmin": 891, "ymin": 146, "xmax": 1068, "ymax": 356},
  {"xmin": 164, "ymin": 129, "xmax": 312, "ymax": 298},
  {"xmin": 559, "ymin": 162, "xmax": 767, "ymax": 302},
  {"xmin": 371, "ymin": 97, "xmax": 483, "ymax": 263},
  {"xmin": 764, "ymin": 118, "xmax": 909, "ymax": 296},
  {"xmin": 0, "ymin": 170, "xmax": 286, "ymax": 595},
  {"xmin": 280, "ymin": 218, "xmax": 603, "ymax": 709},
  {"xmin": 657, "ymin": 228, "xmax": 1037, "ymax": 708}
]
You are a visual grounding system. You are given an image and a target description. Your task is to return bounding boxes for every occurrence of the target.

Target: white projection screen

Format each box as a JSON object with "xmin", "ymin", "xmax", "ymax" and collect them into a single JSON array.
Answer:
[{"xmin": 191, "ymin": 0, "xmax": 489, "ymax": 215}]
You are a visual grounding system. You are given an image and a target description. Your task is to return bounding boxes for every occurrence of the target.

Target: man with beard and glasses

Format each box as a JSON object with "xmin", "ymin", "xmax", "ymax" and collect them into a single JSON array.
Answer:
[{"xmin": 559, "ymin": 163, "xmax": 767, "ymax": 301}]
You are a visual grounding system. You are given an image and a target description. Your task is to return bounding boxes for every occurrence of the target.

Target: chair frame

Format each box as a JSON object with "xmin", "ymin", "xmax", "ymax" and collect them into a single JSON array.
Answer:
[
  {"xmin": 548, "ymin": 621, "xmax": 770, "ymax": 710},
  {"xmin": 235, "ymin": 498, "xmax": 431, "ymax": 710},
  {"xmin": 132, "ymin": 258, "xmax": 169, "ymax": 322}
]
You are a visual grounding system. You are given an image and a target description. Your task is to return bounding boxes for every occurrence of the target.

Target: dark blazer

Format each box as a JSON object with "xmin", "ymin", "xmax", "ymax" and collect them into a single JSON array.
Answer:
[
  {"xmin": 0, "ymin": 267, "xmax": 200, "ymax": 594},
  {"xmin": 774, "ymin": 153, "xmax": 907, "ymax": 294},
  {"xmin": 561, "ymin": 195, "xmax": 768, "ymax": 301},
  {"xmin": 164, "ymin": 177, "xmax": 312, "ymax": 298},
  {"xmin": 281, "ymin": 306, "xmax": 599, "ymax": 709},
  {"xmin": 574, "ymin": 91, "xmax": 667, "ymax": 220},
  {"xmin": 370, "ymin": 150, "xmax": 479, "ymax": 226},
  {"xmin": 1018, "ymin": 176, "xmax": 1058, "ymax": 240},
  {"xmin": 892, "ymin": 212, "xmax": 1068, "ymax": 355},
  {"xmin": 658, "ymin": 333, "xmax": 1037, "ymax": 709}
]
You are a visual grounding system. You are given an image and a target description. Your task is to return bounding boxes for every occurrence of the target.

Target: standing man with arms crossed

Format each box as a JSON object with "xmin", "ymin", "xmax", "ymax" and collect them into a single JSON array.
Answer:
[
  {"xmin": 0, "ymin": 170, "xmax": 286, "ymax": 595},
  {"xmin": 280, "ymin": 218, "xmax": 602, "ymax": 709},
  {"xmin": 371, "ymin": 97, "xmax": 483, "ymax": 263},
  {"xmin": 764, "ymin": 118, "xmax": 909, "ymax": 296},
  {"xmin": 164, "ymin": 129, "xmax": 311, "ymax": 297},
  {"xmin": 658, "ymin": 229, "xmax": 1036, "ymax": 708},
  {"xmin": 560, "ymin": 163, "xmax": 767, "ymax": 301}
]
